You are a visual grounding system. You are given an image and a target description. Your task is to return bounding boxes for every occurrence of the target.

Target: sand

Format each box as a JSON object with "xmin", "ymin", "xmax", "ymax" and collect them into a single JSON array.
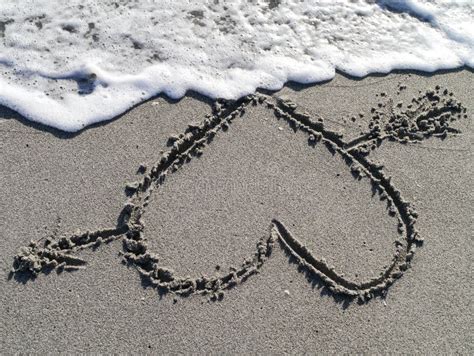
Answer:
[{"xmin": 0, "ymin": 69, "xmax": 472, "ymax": 353}]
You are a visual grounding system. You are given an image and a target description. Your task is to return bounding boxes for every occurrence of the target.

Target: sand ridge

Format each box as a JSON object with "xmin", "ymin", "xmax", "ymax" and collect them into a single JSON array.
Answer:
[{"xmin": 10, "ymin": 87, "xmax": 467, "ymax": 303}]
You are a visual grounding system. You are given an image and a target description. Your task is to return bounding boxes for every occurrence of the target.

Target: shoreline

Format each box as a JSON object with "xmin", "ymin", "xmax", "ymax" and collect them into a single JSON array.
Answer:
[{"xmin": 1, "ymin": 66, "xmax": 472, "ymax": 137}]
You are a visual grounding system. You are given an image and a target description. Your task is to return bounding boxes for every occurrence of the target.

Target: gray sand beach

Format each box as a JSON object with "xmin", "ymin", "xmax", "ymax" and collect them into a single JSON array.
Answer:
[{"xmin": 0, "ymin": 70, "xmax": 472, "ymax": 353}]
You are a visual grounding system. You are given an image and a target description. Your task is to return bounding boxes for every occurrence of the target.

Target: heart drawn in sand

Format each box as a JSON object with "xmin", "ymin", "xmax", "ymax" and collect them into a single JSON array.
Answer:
[{"xmin": 11, "ymin": 88, "xmax": 466, "ymax": 303}]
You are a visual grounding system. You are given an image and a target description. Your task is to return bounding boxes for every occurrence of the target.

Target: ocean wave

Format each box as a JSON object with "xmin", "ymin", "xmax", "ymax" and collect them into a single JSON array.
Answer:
[{"xmin": 0, "ymin": 0, "xmax": 472, "ymax": 131}]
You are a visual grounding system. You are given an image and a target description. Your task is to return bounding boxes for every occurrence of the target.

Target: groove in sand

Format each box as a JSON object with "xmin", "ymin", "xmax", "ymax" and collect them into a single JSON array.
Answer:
[{"xmin": 11, "ymin": 86, "xmax": 467, "ymax": 302}]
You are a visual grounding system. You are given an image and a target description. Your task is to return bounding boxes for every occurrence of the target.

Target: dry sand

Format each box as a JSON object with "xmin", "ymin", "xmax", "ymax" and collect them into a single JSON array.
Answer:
[{"xmin": 0, "ymin": 69, "xmax": 472, "ymax": 353}]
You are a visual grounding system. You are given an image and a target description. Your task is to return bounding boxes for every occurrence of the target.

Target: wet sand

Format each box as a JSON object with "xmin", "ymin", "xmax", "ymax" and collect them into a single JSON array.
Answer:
[{"xmin": 0, "ymin": 69, "xmax": 472, "ymax": 353}]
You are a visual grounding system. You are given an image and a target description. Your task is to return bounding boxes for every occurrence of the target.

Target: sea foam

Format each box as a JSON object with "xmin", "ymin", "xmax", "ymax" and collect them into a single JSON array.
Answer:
[{"xmin": 0, "ymin": 0, "xmax": 472, "ymax": 131}]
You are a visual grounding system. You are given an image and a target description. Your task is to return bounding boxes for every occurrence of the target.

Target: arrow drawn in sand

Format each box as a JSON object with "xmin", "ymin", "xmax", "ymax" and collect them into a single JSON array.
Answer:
[{"xmin": 10, "ymin": 87, "xmax": 467, "ymax": 303}]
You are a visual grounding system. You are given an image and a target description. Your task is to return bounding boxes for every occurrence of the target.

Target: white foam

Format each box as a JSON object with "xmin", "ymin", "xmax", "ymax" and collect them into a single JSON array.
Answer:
[{"xmin": 0, "ymin": 0, "xmax": 472, "ymax": 132}]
